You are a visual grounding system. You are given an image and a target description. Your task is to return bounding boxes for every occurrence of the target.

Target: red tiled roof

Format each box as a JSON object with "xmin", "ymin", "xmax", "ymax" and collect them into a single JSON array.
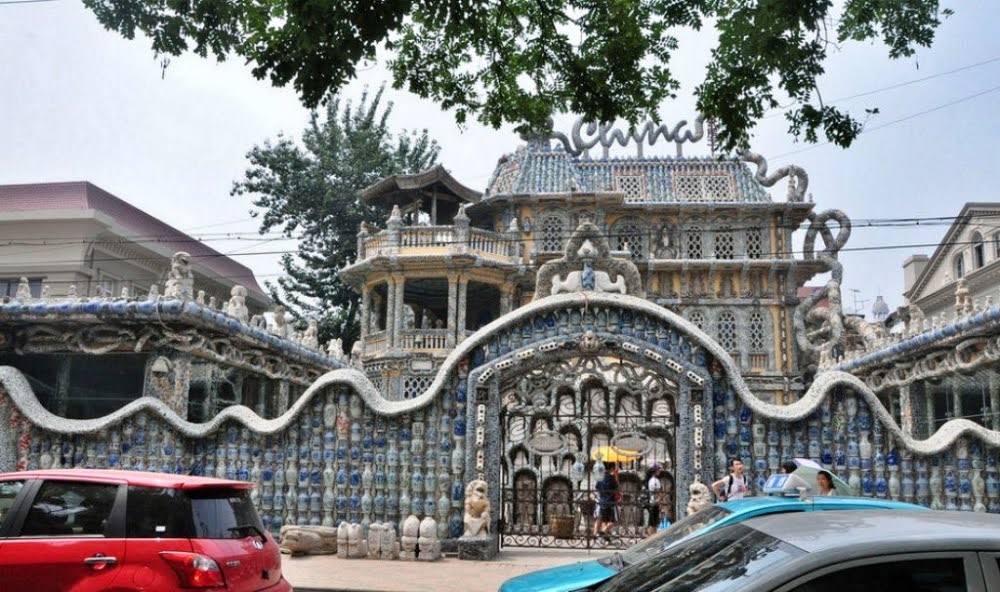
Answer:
[{"xmin": 0, "ymin": 182, "xmax": 267, "ymax": 300}]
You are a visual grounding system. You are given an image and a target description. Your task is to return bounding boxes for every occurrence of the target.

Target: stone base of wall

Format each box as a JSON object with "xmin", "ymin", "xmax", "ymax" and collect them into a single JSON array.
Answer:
[{"xmin": 458, "ymin": 535, "xmax": 498, "ymax": 560}]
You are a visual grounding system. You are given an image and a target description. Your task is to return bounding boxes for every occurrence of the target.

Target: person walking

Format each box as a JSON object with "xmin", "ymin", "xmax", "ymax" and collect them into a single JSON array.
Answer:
[
  {"xmin": 594, "ymin": 463, "xmax": 619, "ymax": 542},
  {"xmin": 711, "ymin": 458, "xmax": 750, "ymax": 502},
  {"xmin": 644, "ymin": 462, "xmax": 664, "ymax": 536}
]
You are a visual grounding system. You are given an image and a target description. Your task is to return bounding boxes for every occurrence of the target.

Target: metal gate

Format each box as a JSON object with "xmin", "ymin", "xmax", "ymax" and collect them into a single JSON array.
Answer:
[{"xmin": 497, "ymin": 359, "xmax": 677, "ymax": 549}]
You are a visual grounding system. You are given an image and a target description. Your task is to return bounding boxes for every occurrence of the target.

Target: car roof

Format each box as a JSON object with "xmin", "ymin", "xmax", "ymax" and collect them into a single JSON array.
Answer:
[
  {"xmin": 743, "ymin": 509, "xmax": 1000, "ymax": 554},
  {"xmin": 2, "ymin": 469, "xmax": 254, "ymax": 490},
  {"xmin": 720, "ymin": 495, "xmax": 925, "ymax": 513}
]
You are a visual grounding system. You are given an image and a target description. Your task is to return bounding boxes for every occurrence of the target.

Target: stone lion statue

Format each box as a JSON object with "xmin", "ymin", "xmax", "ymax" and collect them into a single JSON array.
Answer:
[
  {"xmin": 686, "ymin": 481, "xmax": 713, "ymax": 516},
  {"xmin": 463, "ymin": 479, "xmax": 491, "ymax": 537}
]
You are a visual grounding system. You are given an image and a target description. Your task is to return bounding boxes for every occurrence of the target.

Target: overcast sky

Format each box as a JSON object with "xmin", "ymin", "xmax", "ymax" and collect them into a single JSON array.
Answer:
[{"xmin": 1, "ymin": 1, "xmax": 998, "ymax": 317}]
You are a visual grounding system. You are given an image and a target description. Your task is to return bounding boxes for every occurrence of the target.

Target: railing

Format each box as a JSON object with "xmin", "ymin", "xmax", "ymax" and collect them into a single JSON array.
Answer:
[
  {"xmin": 363, "ymin": 332, "xmax": 388, "ymax": 357},
  {"xmin": 398, "ymin": 329, "xmax": 450, "ymax": 350},
  {"xmin": 359, "ymin": 226, "xmax": 514, "ymax": 262},
  {"xmin": 748, "ymin": 352, "xmax": 769, "ymax": 368}
]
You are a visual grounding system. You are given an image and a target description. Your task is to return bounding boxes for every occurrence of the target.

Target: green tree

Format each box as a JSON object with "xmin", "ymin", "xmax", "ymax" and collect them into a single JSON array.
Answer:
[
  {"xmin": 82, "ymin": 0, "xmax": 952, "ymax": 150},
  {"xmin": 232, "ymin": 87, "xmax": 439, "ymax": 349}
]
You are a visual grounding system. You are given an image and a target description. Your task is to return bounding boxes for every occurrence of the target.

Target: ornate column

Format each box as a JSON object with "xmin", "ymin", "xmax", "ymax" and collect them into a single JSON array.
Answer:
[
  {"xmin": 54, "ymin": 357, "xmax": 72, "ymax": 417},
  {"xmin": 456, "ymin": 277, "xmax": 469, "ymax": 343},
  {"xmin": 276, "ymin": 380, "xmax": 290, "ymax": 415},
  {"xmin": 385, "ymin": 280, "xmax": 397, "ymax": 347},
  {"xmin": 446, "ymin": 273, "xmax": 459, "ymax": 348},
  {"xmin": 391, "ymin": 275, "xmax": 406, "ymax": 348},
  {"xmin": 899, "ymin": 384, "xmax": 915, "ymax": 437},
  {"xmin": 926, "ymin": 387, "xmax": 937, "ymax": 436},
  {"xmin": 951, "ymin": 380, "xmax": 962, "ymax": 420},
  {"xmin": 360, "ymin": 285, "xmax": 371, "ymax": 339}
]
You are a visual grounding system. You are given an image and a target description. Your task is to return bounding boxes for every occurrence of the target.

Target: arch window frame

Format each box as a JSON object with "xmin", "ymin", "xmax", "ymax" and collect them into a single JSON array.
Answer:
[
  {"xmin": 972, "ymin": 231, "xmax": 985, "ymax": 269},
  {"xmin": 537, "ymin": 210, "xmax": 568, "ymax": 253},
  {"xmin": 953, "ymin": 252, "xmax": 966, "ymax": 279},
  {"xmin": 611, "ymin": 217, "xmax": 648, "ymax": 261}
]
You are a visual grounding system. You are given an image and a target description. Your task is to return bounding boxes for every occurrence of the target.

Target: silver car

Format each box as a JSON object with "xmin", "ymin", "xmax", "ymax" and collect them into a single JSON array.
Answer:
[{"xmin": 594, "ymin": 509, "xmax": 1000, "ymax": 592}]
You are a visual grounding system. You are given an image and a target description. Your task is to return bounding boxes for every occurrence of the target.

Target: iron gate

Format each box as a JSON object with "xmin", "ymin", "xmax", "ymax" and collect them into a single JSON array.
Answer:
[{"xmin": 497, "ymin": 360, "xmax": 678, "ymax": 549}]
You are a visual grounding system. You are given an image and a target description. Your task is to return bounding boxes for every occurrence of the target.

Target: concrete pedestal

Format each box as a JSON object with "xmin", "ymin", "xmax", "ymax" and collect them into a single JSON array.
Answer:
[{"xmin": 457, "ymin": 534, "xmax": 498, "ymax": 561}]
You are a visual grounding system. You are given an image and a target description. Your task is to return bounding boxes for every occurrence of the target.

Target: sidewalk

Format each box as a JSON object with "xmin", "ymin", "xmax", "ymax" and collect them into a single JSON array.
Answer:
[{"xmin": 283, "ymin": 547, "xmax": 607, "ymax": 592}]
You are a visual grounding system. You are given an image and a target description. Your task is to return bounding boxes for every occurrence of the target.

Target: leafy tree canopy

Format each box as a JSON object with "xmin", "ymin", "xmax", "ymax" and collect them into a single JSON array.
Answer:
[
  {"xmin": 232, "ymin": 87, "xmax": 439, "ymax": 348},
  {"xmin": 84, "ymin": 0, "xmax": 951, "ymax": 149}
]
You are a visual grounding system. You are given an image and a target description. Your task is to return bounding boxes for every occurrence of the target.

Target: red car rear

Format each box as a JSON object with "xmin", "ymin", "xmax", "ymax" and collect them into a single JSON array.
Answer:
[{"xmin": 0, "ymin": 469, "xmax": 291, "ymax": 592}]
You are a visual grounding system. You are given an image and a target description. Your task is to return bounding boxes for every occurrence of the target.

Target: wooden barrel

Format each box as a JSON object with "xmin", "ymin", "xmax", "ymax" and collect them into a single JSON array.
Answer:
[{"xmin": 549, "ymin": 516, "xmax": 574, "ymax": 539}]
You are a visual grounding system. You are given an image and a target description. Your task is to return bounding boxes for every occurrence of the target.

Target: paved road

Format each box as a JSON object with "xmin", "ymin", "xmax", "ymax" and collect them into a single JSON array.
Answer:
[{"xmin": 283, "ymin": 547, "xmax": 607, "ymax": 592}]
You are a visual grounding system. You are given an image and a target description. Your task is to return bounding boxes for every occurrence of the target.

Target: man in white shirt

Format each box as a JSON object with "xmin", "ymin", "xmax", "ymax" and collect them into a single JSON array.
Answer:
[{"xmin": 711, "ymin": 458, "xmax": 749, "ymax": 501}]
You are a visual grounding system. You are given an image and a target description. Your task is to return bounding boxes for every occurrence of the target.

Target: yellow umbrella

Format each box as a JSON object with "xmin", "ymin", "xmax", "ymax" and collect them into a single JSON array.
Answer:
[{"xmin": 591, "ymin": 445, "xmax": 641, "ymax": 464}]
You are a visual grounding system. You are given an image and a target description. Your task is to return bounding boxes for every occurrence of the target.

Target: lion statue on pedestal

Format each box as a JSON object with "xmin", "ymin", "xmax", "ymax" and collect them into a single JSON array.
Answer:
[{"xmin": 463, "ymin": 479, "xmax": 491, "ymax": 537}]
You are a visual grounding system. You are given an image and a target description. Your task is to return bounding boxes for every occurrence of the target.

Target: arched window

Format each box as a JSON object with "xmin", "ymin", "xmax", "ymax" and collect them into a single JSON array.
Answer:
[
  {"xmin": 714, "ymin": 227, "xmax": 735, "ymax": 259},
  {"xmin": 717, "ymin": 311, "xmax": 737, "ymax": 352},
  {"xmin": 686, "ymin": 226, "xmax": 702, "ymax": 259},
  {"xmin": 688, "ymin": 310, "xmax": 705, "ymax": 332},
  {"xmin": 954, "ymin": 253, "xmax": 965, "ymax": 279},
  {"xmin": 972, "ymin": 232, "xmax": 985, "ymax": 269},
  {"xmin": 994, "ymin": 233, "xmax": 1000, "ymax": 259},
  {"xmin": 538, "ymin": 212, "xmax": 566, "ymax": 252},
  {"xmin": 613, "ymin": 218, "xmax": 646, "ymax": 261}
]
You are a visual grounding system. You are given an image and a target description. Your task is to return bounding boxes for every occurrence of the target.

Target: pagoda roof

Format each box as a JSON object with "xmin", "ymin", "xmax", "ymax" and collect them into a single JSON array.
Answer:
[{"xmin": 361, "ymin": 164, "xmax": 481, "ymax": 206}]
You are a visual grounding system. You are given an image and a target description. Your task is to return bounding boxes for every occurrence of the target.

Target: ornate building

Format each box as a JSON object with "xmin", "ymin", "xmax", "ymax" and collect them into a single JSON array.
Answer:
[{"xmin": 1, "ymin": 120, "xmax": 999, "ymax": 556}]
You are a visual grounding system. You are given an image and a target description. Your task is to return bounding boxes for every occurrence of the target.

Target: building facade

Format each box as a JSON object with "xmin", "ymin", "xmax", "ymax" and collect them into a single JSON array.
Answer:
[{"xmin": 1, "ymin": 124, "xmax": 999, "ymax": 555}]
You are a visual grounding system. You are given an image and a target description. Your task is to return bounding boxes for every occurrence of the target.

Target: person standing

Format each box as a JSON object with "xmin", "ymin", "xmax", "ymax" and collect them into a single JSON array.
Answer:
[
  {"xmin": 644, "ymin": 462, "xmax": 664, "ymax": 536},
  {"xmin": 711, "ymin": 458, "xmax": 750, "ymax": 501},
  {"xmin": 594, "ymin": 463, "xmax": 619, "ymax": 542},
  {"xmin": 816, "ymin": 470, "xmax": 838, "ymax": 496}
]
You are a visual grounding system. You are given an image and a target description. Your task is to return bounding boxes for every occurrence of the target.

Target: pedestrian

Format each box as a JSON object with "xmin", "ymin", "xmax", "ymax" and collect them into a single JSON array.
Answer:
[
  {"xmin": 711, "ymin": 458, "xmax": 750, "ymax": 502},
  {"xmin": 594, "ymin": 463, "xmax": 619, "ymax": 542},
  {"xmin": 644, "ymin": 462, "xmax": 664, "ymax": 536},
  {"xmin": 816, "ymin": 470, "xmax": 838, "ymax": 496}
]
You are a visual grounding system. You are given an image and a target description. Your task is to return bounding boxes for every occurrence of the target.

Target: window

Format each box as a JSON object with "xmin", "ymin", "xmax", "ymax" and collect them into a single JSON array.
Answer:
[
  {"xmin": 126, "ymin": 486, "xmax": 194, "ymax": 538},
  {"xmin": 20, "ymin": 481, "xmax": 118, "ymax": 537},
  {"xmin": 953, "ymin": 253, "xmax": 965, "ymax": 279},
  {"xmin": 689, "ymin": 311, "xmax": 705, "ymax": 332},
  {"xmin": 686, "ymin": 227, "xmax": 702, "ymax": 259},
  {"xmin": 613, "ymin": 171, "xmax": 648, "ymax": 202},
  {"xmin": 972, "ymin": 232, "xmax": 985, "ymax": 269},
  {"xmin": 717, "ymin": 311, "xmax": 737, "ymax": 352},
  {"xmin": 749, "ymin": 311, "xmax": 767, "ymax": 352},
  {"xmin": 994, "ymin": 233, "xmax": 1000, "ymax": 259},
  {"xmin": 789, "ymin": 557, "xmax": 966, "ymax": 592},
  {"xmin": 614, "ymin": 218, "xmax": 646, "ymax": 261},
  {"xmin": 714, "ymin": 227, "xmax": 734, "ymax": 259},
  {"xmin": 0, "ymin": 480, "xmax": 24, "ymax": 523},
  {"xmin": 538, "ymin": 213, "xmax": 566, "ymax": 252},
  {"xmin": 746, "ymin": 226, "xmax": 763, "ymax": 259},
  {"xmin": 188, "ymin": 488, "xmax": 264, "ymax": 539}
]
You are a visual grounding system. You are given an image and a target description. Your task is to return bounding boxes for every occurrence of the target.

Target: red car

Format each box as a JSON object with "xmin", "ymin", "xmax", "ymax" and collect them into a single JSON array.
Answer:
[{"xmin": 0, "ymin": 469, "xmax": 292, "ymax": 592}]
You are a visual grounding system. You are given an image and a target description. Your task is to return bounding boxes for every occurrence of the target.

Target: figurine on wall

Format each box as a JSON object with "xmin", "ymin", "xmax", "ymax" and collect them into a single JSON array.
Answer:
[
  {"xmin": 226, "ymin": 285, "xmax": 249, "ymax": 322},
  {"xmin": 163, "ymin": 252, "xmax": 194, "ymax": 299}
]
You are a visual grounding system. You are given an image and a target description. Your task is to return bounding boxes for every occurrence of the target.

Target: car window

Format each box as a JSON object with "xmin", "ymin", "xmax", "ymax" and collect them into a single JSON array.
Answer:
[
  {"xmin": 788, "ymin": 558, "xmax": 967, "ymax": 592},
  {"xmin": 596, "ymin": 523, "xmax": 804, "ymax": 592},
  {"xmin": 20, "ymin": 481, "xmax": 118, "ymax": 537},
  {"xmin": 0, "ymin": 480, "xmax": 24, "ymax": 524},
  {"xmin": 126, "ymin": 486, "xmax": 194, "ymax": 538},
  {"xmin": 188, "ymin": 487, "xmax": 263, "ymax": 539},
  {"xmin": 621, "ymin": 505, "xmax": 733, "ymax": 566}
]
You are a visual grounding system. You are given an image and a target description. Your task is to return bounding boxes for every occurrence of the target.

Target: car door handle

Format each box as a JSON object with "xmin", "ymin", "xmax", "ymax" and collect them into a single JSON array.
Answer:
[{"xmin": 83, "ymin": 554, "xmax": 118, "ymax": 567}]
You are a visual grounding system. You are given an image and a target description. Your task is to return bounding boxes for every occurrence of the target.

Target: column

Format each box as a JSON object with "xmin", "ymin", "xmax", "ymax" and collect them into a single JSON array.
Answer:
[
  {"xmin": 277, "ymin": 380, "xmax": 290, "ymax": 415},
  {"xmin": 951, "ymin": 381, "xmax": 962, "ymax": 420},
  {"xmin": 385, "ymin": 279, "xmax": 397, "ymax": 347},
  {"xmin": 926, "ymin": 388, "xmax": 937, "ymax": 436},
  {"xmin": 899, "ymin": 384, "xmax": 914, "ymax": 437},
  {"xmin": 393, "ymin": 275, "xmax": 406, "ymax": 347},
  {"xmin": 360, "ymin": 286, "xmax": 371, "ymax": 339},
  {"xmin": 54, "ymin": 357, "xmax": 72, "ymax": 417},
  {"xmin": 456, "ymin": 277, "xmax": 468, "ymax": 343},
  {"xmin": 989, "ymin": 373, "xmax": 1000, "ymax": 431},
  {"xmin": 446, "ymin": 273, "xmax": 458, "ymax": 348}
]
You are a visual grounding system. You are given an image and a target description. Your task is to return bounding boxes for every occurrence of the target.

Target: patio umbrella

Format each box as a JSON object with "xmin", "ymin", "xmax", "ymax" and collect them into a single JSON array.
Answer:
[
  {"xmin": 591, "ymin": 445, "xmax": 641, "ymax": 464},
  {"xmin": 790, "ymin": 458, "xmax": 854, "ymax": 495}
]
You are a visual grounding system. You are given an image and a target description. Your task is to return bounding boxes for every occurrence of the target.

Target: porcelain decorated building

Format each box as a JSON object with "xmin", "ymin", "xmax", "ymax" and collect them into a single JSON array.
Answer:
[{"xmin": 1, "ymin": 119, "xmax": 999, "ymax": 554}]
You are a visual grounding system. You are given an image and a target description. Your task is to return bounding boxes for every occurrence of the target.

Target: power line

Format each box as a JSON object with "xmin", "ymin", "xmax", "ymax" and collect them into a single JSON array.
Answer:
[{"xmin": 772, "ymin": 83, "xmax": 1000, "ymax": 161}]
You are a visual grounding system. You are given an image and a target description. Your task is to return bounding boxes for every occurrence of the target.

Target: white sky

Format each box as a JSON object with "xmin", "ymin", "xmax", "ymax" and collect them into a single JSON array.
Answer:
[{"xmin": 1, "ymin": 1, "xmax": 998, "ymax": 317}]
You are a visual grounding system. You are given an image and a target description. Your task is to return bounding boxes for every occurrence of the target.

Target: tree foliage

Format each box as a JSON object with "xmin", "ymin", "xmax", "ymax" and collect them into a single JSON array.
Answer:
[
  {"xmin": 83, "ymin": 0, "xmax": 951, "ymax": 149},
  {"xmin": 232, "ymin": 87, "xmax": 439, "ymax": 348}
]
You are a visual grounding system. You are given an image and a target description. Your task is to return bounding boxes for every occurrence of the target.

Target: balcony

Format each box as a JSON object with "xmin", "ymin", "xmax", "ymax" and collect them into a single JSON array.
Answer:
[{"xmin": 358, "ymin": 225, "xmax": 516, "ymax": 263}]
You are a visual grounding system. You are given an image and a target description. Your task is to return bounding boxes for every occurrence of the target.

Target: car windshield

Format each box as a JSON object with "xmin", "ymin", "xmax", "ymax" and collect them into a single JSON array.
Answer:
[
  {"xmin": 595, "ymin": 523, "xmax": 805, "ymax": 592},
  {"xmin": 617, "ymin": 505, "xmax": 732, "ymax": 566}
]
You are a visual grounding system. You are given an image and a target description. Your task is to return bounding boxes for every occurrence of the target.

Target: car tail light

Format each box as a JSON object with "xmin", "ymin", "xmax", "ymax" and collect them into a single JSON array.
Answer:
[{"xmin": 159, "ymin": 551, "xmax": 227, "ymax": 589}]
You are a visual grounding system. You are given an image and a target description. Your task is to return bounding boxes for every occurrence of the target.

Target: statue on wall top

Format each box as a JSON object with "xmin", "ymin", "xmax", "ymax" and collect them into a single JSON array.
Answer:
[
  {"xmin": 226, "ymin": 285, "xmax": 249, "ymax": 323},
  {"xmin": 163, "ymin": 252, "xmax": 194, "ymax": 299},
  {"xmin": 534, "ymin": 222, "xmax": 645, "ymax": 299}
]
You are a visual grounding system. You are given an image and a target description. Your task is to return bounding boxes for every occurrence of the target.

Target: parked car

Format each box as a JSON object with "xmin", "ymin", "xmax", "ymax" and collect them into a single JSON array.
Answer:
[
  {"xmin": 0, "ymin": 469, "xmax": 291, "ymax": 592},
  {"xmin": 592, "ymin": 509, "xmax": 1000, "ymax": 592},
  {"xmin": 499, "ymin": 495, "xmax": 927, "ymax": 592}
]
